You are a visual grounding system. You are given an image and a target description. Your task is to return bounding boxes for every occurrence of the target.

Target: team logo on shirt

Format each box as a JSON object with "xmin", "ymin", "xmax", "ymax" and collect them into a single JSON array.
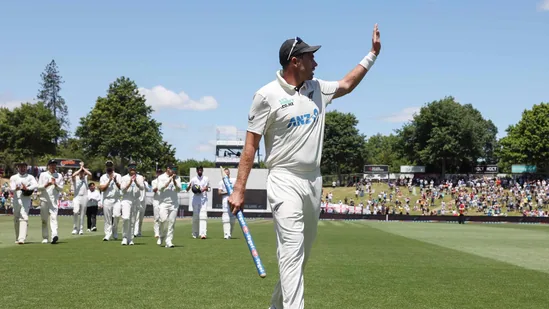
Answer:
[
  {"xmin": 279, "ymin": 98, "xmax": 294, "ymax": 109},
  {"xmin": 287, "ymin": 108, "xmax": 319, "ymax": 128}
]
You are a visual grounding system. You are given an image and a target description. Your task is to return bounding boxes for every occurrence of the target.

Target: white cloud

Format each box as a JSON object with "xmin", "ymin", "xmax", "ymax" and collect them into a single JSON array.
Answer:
[
  {"xmin": 138, "ymin": 85, "xmax": 218, "ymax": 111},
  {"xmin": 195, "ymin": 140, "xmax": 217, "ymax": 152},
  {"xmin": 379, "ymin": 107, "xmax": 420, "ymax": 123},
  {"xmin": 216, "ymin": 125, "xmax": 238, "ymax": 136},
  {"xmin": 165, "ymin": 123, "xmax": 188, "ymax": 130},
  {"xmin": 538, "ymin": 0, "xmax": 549, "ymax": 11},
  {"xmin": 0, "ymin": 100, "xmax": 24, "ymax": 110}
]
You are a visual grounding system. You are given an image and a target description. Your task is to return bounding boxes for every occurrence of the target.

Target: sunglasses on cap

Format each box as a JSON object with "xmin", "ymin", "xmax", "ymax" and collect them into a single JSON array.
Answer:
[{"xmin": 287, "ymin": 36, "xmax": 303, "ymax": 61}]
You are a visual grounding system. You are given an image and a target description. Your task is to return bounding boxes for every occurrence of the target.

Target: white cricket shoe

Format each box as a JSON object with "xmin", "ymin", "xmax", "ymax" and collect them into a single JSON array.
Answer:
[
  {"xmin": 165, "ymin": 243, "xmax": 174, "ymax": 248},
  {"xmin": 121, "ymin": 238, "xmax": 128, "ymax": 246},
  {"xmin": 79, "ymin": 231, "xmax": 83, "ymax": 235},
  {"xmin": 129, "ymin": 241, "xmax": 134, "ymax": 246},
  {"xmin": 14, "ymin": 241, "xmax": 18, "ymax": 244},
  {"xmin": 157, "ymin": 238, "xmax": 162, "ymax": 246},
  {"xmin": 42, "ymin": 239, "xmax": 48, "ymax": 244},
  {"xmin": 71, "ymin": 229, "xmax": 77, "ymax": 235}
]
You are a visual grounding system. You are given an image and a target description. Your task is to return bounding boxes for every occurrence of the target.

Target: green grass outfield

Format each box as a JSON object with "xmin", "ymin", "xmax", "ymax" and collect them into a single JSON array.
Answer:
[{"xmin": 1, "ymin": 215, "xmax": 549, "ymax": 309}]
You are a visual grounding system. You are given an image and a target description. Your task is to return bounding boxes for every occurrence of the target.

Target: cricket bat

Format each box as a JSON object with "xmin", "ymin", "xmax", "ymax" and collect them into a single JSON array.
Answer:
[{"xmin": 220, "ymin": 166, "xmax": 267, "ymax": 278}]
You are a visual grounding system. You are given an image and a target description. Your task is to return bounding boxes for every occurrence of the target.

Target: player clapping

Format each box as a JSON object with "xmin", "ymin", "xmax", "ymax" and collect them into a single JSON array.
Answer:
[{"xmin": 10, "ymin": 162, "xmax": 38, "ymax": 244}]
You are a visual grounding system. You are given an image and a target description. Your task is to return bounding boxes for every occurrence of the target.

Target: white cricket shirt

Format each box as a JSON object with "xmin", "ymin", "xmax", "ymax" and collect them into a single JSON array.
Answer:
[
  {"xmin": 38, "ymin": 171, "xmax": 65, "ymax": 203},
  {"xmin": 151, "ymin": 178, "xmax": 161, "ymax": 203},
  {"xmin": 189, "ymin": 175, "xmax": 209, "ymax": 199},
  {"xmin": 121, "ymin": 174, "xmax": 145, "ymax": 200},
  {"xmin": 218, "ymin": 177, "xmax": 236, "ymax": 198},
  {"xmin": 99, "ymin": 172, "xmax": 122, "ymax": 200},
  {"xmin": 157, "ymin": 173, "xmax": 182, "ymax": 205},
  {"xmin": 73, "ymin": 175, "xmax": 88, "ymax": 197},
  {"xmin": 247, "ymin": 70, "xmax": 339, "ymax": 174},
  {"xmin": 10, "ymin": 173, "xmax": 38, "ymax": 205}
]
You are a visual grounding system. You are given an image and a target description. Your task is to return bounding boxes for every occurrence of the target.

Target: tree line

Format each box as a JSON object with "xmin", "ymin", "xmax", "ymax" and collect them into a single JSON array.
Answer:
[
  {"xmin": 322, "ymin": 96, "xmax": 549, "ymax": 177},
  {"xmin": 0, "ymin": 60, "xmax": 547, "ymax": 178}
]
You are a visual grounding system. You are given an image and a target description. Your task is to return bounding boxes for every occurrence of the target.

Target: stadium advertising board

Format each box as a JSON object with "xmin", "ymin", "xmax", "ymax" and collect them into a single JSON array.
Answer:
[
  {"xmin": 212, "ymin": 189, "xmax": 268, "ymax": 210},
  {"xmin": 473, "ymin": 165, "xmax": 498, "ymax": 173},
  {"xmin": 364, "ymin": 165, "xmax": 389, "ymax": 174},
  {"xmin": 399, "ymin": 166, "xmax": 425, "ymax": 173},
  {"xmin": 511, "ymin": 164, "xmax": 537, "ymax": 173}
]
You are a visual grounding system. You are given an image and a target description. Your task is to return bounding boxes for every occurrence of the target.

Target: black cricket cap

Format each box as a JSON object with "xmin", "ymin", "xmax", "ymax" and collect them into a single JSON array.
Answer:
[
  {"xmin": 105, "ymin": 160, "xmax": 114, "ymax": 167},
  {"xmin": 167, "ymin": 163, "xmax": 177, "ymax": 169},
  {"xmin": 16, "ymin": 162, "xmax": 28, "ymax": 167},
  {"xmin": 279, "ymin": 37, "xmax": 321, "ymax": 67},
  {"xmin": 128, "ymin": 161, "xmax": 137, "ymax": 167},
  {"xmin": 47, "ymin": 159, "xmax": 57, "ymax": 165}
]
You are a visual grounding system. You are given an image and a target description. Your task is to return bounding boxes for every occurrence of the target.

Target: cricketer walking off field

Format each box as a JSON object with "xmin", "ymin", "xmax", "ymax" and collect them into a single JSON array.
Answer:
[
  {"xmin": 228, "ymin": 24, "xmax": 381, "ymax": 309},
  {"xmin": 38, "ymin": 159, "xmax": 65, "ymax": 244},
  {"xmin": 99, "ymin": 160, "xmax": 122, "ymax": 241},
  {"xmin": 187, "ymin": 166, "xmax": 210, "ymax": 239},
  {"xmin": 134, "ymin": 177, "xmax": 148, "ymax": 237},
  {"xmin": 218, "ymin": 168, "xmax": 236, "ymax": 239},
  {"xmin": 10, "ymin": 162, "xmax": 38, "ymax": 244},
  {"xmin": 120, "ymin": 162, "xmax": 144, "ymax": 246},
  {"xmin": 157, "ymin": 163, "xmax": 181, "ymax": 248},
  {"xmin": 151, "ymin": 169, "xmax": 163, "ymax": 238},
  {"xmin": 71, "ymin": 162, "xmax": 92, "ymax": 235}
]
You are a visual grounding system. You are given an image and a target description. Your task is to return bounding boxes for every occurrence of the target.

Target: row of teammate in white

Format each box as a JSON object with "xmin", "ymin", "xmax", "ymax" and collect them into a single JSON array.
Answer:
[
  {"xmin": 226, "ymin": 24, "xmax": 381, "ymax": 309},
  {"xmin": 9, "ymin": 162, "xmax": 237, "ymax": 246}
]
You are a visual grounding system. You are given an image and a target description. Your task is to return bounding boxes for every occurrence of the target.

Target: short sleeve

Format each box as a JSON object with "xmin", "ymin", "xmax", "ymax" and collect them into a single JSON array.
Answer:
[
  {"xmin": 317, "ymin": 79, "xmax": 340, "ymax": 106},
  {"xmin": 247, "ymin": 93, "xmax": 272, "ymax": 135}
]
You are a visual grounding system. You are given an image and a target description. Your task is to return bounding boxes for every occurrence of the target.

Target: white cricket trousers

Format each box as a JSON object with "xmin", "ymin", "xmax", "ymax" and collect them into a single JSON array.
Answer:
[
  {"xmin": 102, "ymin": 198, "xmax": 121, "ymax": 239},
  {"xmin": 134, "ymin": 199, "xmax": 146, "ymax": 236},
  {"xmin": 192, "ymin": 196, "xmax": 208, "ymax": 237},
  {"xmin": 267, "ymin": 169, "xmax": 322, "ymax": 309},
  {"xmin": 121, "ymin": 199, "xmax": 138, "ymax": 242},
  {"xmin": 222, "ymin": 196, "xmax": 235, "ymax": 237},
  {"xmin": 158, "ymin": 202, "xmax": 178, "ymax": 244},
  {"xmin": 13, "ymin": 197, "xmax": 32, "ymax": 243},
  {"xmin": 153, "ymin": 200, "xmax": 160, "ymax": 237},
  {"xmin": 40, "ymin": 200, "xmax": 59, "ymax": 241},
  {"xmin": 72, "ymin": 196, "xmax": 88, "ymax": 232}
]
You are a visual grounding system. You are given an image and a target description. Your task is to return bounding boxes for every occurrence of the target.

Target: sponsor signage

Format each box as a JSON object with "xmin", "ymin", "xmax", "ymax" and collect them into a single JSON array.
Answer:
[
  {"xmin": 473, "ymin": 165, "xmax": 499, "ymax": 173},
  {"xmin": 212, "ymin": 189, "xmax": 267, "ymax": 210},
  {"xmin": 53, "ymin": 159, "xmax": 82, "ymax": 168},
  {"xmin": 400, "ymin": 166, "xmax": 425, "ymax": 173},
  {"xmin": 364, "ymin": 165, "xmax": 389, "ymax": 174},
  {"xmin": 511, "ymin": 164, "xmax": 537, "ymax": 174}
]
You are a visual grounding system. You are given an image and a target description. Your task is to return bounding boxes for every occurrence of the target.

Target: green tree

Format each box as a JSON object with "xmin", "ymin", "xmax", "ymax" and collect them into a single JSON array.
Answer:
[
  {"xmin": 497, "ymin": 102, "xmax": 549, "ymax": 172},
  {"xmin": 177, "ymin": 159, "xmax": 215, "ymax": 177},
  {"xmin": 322, "ymin": 110, "xmax": 367, "ymax": 177},
  {"xmin": 37, "ymin": 59, "xmax": 69, "ymax": 145},
  {"xmin": 365, "ymin": 133, "xmax": 410, "ymax": 172},
  {"xmin": 0, "ymin": 102, "xmax": 63, "ymax": 166},
  {"xmin": 397, "ymin": 96, "xmax": 497, "ymax": 175},
  {"xmin": 75, "ymin": 76, "xmax": 176, "ymax": 170}
]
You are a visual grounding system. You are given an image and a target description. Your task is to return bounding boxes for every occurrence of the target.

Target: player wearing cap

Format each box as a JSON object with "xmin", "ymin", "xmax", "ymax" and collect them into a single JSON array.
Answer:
[
  {"xmin": 186, "ymin": 166, "xmax": 210, "ymax": 239},
  {"xmin": 38, "ymin": 159, "xmax": 65, "ymax": 244},
  {"xmin": 71, "ymin": 161, "xmax": 92, "ymax": 235},
  {"xmin": 120, "ymin": 161, "xmax": 145, "ymax": 245},
  {"xmin": 228, "ymin": 24, "xmax": 381, "ymax": 309},
  {"xmin": 99, "ymin": 160, "xmax": 122, "ymax": 241},
  {"xmin": 157, "ymin": 163, "xmax": 181, "ymax": 247},
  {"xmin": 151, "ymin": 169, "xmax": 163, "ymax": 238},
  {"xmin": 218, "ymin": 167, "xmax": 236, "ymax": 239},
  {"xmin": 10, "ymin": 162, "xmax": 38, "ymax": 244}
]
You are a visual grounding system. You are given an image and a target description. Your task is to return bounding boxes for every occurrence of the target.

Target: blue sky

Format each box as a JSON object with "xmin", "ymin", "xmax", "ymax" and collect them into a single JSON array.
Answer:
[{"xmin": 1, "ymin": 0, "xmax": 548, "ymax": 161}]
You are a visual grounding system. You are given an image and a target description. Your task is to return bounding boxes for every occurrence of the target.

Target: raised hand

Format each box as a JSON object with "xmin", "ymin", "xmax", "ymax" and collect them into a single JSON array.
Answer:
[{"xmin": 371, "ymin": 23, "xmax": 381, "ymax": 56}]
